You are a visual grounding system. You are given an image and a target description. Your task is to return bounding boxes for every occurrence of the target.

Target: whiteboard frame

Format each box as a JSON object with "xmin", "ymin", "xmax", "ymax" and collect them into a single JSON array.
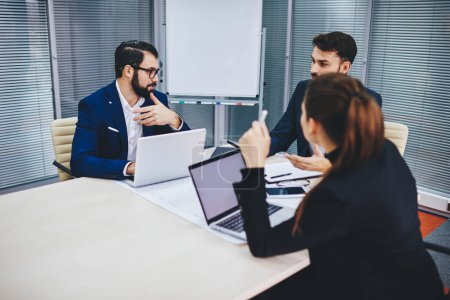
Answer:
[{"xmin": 165, "ymin": 0, "xmax": 263, "ymax": 98}]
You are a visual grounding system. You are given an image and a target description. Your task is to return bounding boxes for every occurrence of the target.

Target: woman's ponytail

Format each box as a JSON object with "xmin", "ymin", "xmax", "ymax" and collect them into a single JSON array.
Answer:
[{"xmin": 292, "ymin": 74, "xmax": 384, "ymax": 235}]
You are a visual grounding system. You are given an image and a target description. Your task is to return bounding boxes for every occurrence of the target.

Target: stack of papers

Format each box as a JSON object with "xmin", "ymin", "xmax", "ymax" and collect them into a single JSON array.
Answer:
[{"xmin": 264, "ymin": 161, "xmax": 321, "ymax": 209}]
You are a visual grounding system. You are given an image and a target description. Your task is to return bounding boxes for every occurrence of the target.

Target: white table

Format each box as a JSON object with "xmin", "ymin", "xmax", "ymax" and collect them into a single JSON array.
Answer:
[{"xmin": 0, "ymin": 177, "xmax": 309, "ymax": 300}]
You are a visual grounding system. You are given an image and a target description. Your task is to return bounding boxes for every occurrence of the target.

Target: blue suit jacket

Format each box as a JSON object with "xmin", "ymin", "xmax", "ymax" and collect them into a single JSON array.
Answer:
[
  {"xmin": 71, "ymin": 81, "xmax": 190, "ymax": 179},
  {"xmin": 269, "ymin": 79, "xmax": 382, "ymax": 156}
]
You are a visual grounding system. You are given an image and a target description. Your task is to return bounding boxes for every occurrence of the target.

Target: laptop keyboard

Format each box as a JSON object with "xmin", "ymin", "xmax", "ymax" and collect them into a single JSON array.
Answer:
[{"xmin": 216, "ymin": 204, "xmax": 282, "ymax": 232}]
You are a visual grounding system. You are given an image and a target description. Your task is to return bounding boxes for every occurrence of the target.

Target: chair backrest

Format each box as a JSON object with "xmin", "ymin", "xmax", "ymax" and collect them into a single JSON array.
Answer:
[
  {"xmin": 51, "ymin": 117, "xmax": 77, "ymax": 181},
  {"xmin": 384, "ymin": 121, "xmax": 409, "ymax": 156}
]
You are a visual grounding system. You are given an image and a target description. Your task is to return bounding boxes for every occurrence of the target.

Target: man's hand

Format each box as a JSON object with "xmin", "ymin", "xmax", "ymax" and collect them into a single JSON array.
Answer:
[
  {"xmin": 239, "ymin": 121, "xmax": 270, "ymax": 168},
  {"xmin": 285, "ymin": 144, "xmax": 331, "ymax": 172},
  {"xmin": 133, "ymin": 93, "xmax": 181, "ymax": 128},
  {"xmin": 126, "ymin": 162, "xmax": 135, "ymax": 175}
]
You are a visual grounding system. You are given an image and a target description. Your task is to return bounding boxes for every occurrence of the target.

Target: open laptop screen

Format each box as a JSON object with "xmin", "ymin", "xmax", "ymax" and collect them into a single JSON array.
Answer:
[{"xmin": 189, "ymin": 150, "xmax": 245, "ymax": 222}]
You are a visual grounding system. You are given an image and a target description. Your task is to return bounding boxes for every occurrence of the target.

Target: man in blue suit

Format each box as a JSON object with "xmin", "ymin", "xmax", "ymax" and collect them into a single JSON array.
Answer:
[
  {"xmin": 71, "ymin": 40, "xmax": 190, "ymax": 180},
  {"xmin": 270, "ymin": 32, "xmax": 382, "ymax": 172}
]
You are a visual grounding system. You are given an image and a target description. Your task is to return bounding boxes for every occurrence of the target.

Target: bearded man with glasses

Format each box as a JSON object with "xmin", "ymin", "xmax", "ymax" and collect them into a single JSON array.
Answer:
[{"xmin": 71, "ymin": 40, "xmax": 190, "ymax": 179}]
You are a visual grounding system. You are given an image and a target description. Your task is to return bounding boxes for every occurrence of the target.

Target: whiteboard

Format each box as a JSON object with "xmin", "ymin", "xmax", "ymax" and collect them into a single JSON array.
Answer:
[{"xmin": 166, "ymin": 0, "xmax": 263, "ymax": 97}]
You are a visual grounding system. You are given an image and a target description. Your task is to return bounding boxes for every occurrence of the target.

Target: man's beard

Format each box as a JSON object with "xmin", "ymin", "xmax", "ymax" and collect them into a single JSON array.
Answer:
[{"xmin": 132, "ymin": 72, "xmax": 156, "ymax": 97}]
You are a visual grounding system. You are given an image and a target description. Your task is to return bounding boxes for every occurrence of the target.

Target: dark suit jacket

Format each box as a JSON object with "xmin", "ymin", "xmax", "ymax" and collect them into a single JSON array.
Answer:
[
  {"xmin": 269, "ymin": 79, "xmax": 383, "ymax": 156},
  {"xmin": 71, "ymin": 81, "xmax": 190, "ymax": 180},
  {"xmin": 233, "ymin": 140, "xmax": 444, "ymax": 300}
]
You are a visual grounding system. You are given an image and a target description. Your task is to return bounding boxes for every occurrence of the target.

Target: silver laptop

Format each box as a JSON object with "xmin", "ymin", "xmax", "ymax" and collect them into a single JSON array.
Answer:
[
  {"xmin": 126, "ymin": 128, "xmax": 206, "ymax": 187},
  {"xmin": 189, "ymin": 149, "xmax": 293, "ymax": 240}
]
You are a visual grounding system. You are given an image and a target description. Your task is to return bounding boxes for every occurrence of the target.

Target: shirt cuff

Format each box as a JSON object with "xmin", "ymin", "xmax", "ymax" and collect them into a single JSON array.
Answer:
[
  {"xmin": 170, "ymin": 116, "xmax": 184, "ymax": 131},
  {"xmin": 123, "ymin": 161, "xmax": 133, "ymax": 176},
  {"xmin": 240, "ymin": 168, "xmax": 265, "ymax": 178},
  {"xmin": 234, "ymin": 168, "xmax": 265, "ymax": 191}
]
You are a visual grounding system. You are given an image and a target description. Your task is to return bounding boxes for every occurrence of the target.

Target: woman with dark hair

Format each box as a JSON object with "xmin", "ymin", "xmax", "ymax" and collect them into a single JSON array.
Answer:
[{"xmin": 234, "ymin": 74, "xmax": 444, "ymax": 300}]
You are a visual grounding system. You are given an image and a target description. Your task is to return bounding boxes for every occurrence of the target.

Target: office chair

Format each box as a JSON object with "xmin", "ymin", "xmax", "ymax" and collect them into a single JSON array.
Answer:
[
  {"xmin": 50, "ymin": 117, "xmax": 77, "ymax": 181},
  {"xmin": 384, "ymin": 121, "xmax": 409, "ymax": 156}
]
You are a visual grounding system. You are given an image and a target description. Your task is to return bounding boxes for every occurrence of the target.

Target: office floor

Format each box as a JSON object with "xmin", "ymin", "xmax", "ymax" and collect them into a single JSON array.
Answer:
[
  {"xmin": 419, "ymin": 211, "xmax": 447, "ymax": 237},
  {"xmin": 419, "ymin": 211, "xmax": 449, "ymax": 295}
]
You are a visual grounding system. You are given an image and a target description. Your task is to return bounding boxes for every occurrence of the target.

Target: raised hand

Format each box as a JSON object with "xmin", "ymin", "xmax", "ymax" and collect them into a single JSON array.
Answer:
[
  {"xmin": 239, "ymin": 121, "xmax": 271, "ymax": 168},
  {"xmin": 133, "ymin": 93, "xmax": 181, "ymax": 128},
  {"xmin": 285, "ymin": 144, "xmax": 331, "ymax": 172}
]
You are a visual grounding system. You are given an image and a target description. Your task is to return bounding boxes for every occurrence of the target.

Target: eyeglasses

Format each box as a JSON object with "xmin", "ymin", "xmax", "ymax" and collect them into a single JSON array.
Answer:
[{"xmin": 132, "ymin": 65, "xmax": 160, "ymax": 79}]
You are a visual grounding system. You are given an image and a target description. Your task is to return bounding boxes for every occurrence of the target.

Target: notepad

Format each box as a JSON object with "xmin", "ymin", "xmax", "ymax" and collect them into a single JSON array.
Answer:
[{"xmin": 264, "ymin": 161, "xmax": 322, "ymax": 184}]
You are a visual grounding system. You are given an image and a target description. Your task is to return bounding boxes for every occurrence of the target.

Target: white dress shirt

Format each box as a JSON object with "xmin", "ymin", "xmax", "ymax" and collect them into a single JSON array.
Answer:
[{"xmin": 116, "ymin": 81, "xmax": 145, "ymax": 175}]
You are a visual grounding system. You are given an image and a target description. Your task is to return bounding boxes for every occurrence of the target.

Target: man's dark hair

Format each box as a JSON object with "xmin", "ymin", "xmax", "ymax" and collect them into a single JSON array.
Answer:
[
  {"xmin": 312, "ymin": 32, "xmax": 357, "ymax": 64},
  {"xmin": 114, "ymin": 40, "xmax": 158, "ymax": 78}
]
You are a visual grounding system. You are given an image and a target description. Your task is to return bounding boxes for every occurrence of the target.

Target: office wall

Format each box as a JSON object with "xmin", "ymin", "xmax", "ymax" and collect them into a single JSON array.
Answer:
[
  {"xmin": 52, "ymin": 0, "xmax": 154, "ymax": 118},
  {"xmin": 287, "ymin": 0, "xmax": 370, "ymax": 154},
  {"xmin": 0, "ymin": 1, "xmax": 55, "ymax": 189},
  {"xmin": 228, "ymin": 0, "xmax": 371, "ymax": 151},
  {"xmin": 0, "ymin": 0, "xmax": 155, "ymax": 190},
  {"xmin": 367, "ymin": 0, "xmax": 450, "ymax": 197},
  {"xmin": 228, "ymin": 0, "xmax": 289, "ymax": 141},
  {"xmin": 1, "ymin": 0, "xmax": 449, "ymax": 200},
  {"xmin": 230, "ymin": 0, "xmax": 450, "ymax": 199}
]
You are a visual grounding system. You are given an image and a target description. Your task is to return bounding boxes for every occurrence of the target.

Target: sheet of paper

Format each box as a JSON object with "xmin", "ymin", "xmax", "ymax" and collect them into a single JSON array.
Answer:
[
  {"xmin": 264, "ymin": 161, "xmax": 322, "ymax": 183},
  {"xmin": 117, "ymin": 178, "xmax": 245, "ymax": 245}
]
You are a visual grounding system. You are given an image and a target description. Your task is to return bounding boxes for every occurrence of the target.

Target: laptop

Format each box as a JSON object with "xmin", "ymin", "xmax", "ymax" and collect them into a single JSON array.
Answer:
[
  {"xmin": 126, "ymin": 128, "xmax": 206, "ymax": 187},
  {"xmin": 209, "ymin": 146, "xmax": 235, "ymax": 159},
  {"xmin": 189, "ymin": 149, "xmax": 293, "ymax": 240}
]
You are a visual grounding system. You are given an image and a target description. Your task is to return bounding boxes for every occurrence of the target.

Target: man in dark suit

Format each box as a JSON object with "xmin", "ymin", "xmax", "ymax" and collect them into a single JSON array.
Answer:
[
  {"xmin": 71, "ymin": 40, "xmax": 189, "ymax": 180},
  {"xmin": 270, "ymin": 32, "xmax": 382, "ymax": 172}
]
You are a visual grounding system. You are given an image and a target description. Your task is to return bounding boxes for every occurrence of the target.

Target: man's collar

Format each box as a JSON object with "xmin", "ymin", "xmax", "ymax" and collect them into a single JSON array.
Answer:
[
  {"xmin": 324, "ymin": 147, "xmax": 341, "ymax": 163},
  {"xmin": 115, "ymin": 79, "xmax": 145, "ymax": 109}
]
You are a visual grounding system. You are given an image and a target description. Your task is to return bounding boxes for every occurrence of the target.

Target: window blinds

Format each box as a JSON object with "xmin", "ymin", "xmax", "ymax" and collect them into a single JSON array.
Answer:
[
  {"xmin": 52, "ymin": 0, "xmax": 154, "ymax": 118},
  {"xmin": 288, "ymin": 0, "xmax": 370, "ymax": 154},
  {"xmin": 367, "ymin": 0, "xmax": 450, "ymax": 197},
  {"xmin": 0, "ymin": 0, "xmax": 55, "ymax": 189},
  {"xmin": 290, "ymin": 0, "xmax": 370, "ymax": 87}
]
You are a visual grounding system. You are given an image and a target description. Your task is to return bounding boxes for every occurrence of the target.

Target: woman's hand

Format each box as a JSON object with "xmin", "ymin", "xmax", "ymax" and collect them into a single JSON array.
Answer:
[{"xmin": 239, "ymin": 121, "xmax": 270, "ymax": 168}]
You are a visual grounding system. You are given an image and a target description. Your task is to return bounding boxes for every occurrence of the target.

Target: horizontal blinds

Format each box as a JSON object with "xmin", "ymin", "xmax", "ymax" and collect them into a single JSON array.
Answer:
[
  {"xmin": 367, "ymin": 0, "xmax": 450, "ymax": 197},
  {"xmin": 288, "ymin": 0, "xmax": 369, "ymax": 153},
  {"xmin": 0, "ymin": 0, "xmax": 56, "ymax": 189},
  {"xmin": 228, "ymin": 0, "xmax": 289, "ymax": 140},
  {"xmin": 170, "ymin": 104, "xmax": 214, "ymax": 146},
  {"xmin": 290, "ymin": 0, "xmax": 369, "ymax": 90},
  {"xmin": 53, "ymin": 0, "xmax": 153, "ymax": 117},
  {"xmin": 261, "ymin": 0, "xmax": 289, "ymax": 131}
]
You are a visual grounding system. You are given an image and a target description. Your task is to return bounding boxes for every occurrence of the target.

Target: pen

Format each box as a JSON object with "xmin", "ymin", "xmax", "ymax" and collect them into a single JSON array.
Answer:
[
  {"xmin": 227, "ymin": 140, "xmax": 240, "ymax": 149},
  {"xmin": 270, "ymin": 172, "xmax": 292, "ymax": 179},
  {"xmin": 259, "ymin": 110, "xmax": 268, "ymax": 122},
  {"xmin": 275, "ymin": 151, "xmax": 290, "ymax": 157}
]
